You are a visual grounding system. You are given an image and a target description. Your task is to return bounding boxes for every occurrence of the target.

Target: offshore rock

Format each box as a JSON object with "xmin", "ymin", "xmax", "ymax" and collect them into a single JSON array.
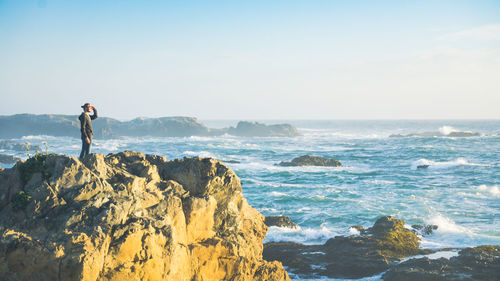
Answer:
[
  {"xmin": 278, "ymin": 155, "xmax": 342, "ymax": 167},
  {"xmin": 0, "ymin": 151, "xmax": 290, "ymax": 281},
  {"xmin": 383, "ymin": 245, "xmax": 500, "ymax": 281},
  {"xmin": 227, "ymin": 121, "xmax": 301, "ymax": 137},
  {"xmin": 265, "ymin": 216, "xmax": 298, "ymax": 229},
  {"xmin": 264, "ymin": 216, "xmax": 420, "ymax": 279}
]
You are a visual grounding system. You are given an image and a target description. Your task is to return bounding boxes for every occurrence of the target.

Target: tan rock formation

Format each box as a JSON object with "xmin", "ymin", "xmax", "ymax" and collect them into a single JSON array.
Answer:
[{"xmin": 0, "ymin": 151, "xmax": 290, "ymax": 281}]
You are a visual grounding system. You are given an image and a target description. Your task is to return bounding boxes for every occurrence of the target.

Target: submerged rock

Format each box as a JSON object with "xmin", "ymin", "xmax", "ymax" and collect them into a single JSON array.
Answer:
[
  {"xmin": 265, "ymin": 216, "xmax": 299, "ymax": 229},
  {"xmin": 264, "ymin": 216, "xmax": 420, "ymax": 279},
  {"xmin": 278, "ymin": 155, "xmax": 342, "ymax": 167},
  {"xmin": 383, "ymin": 245, "xmax": 500, "ymax": 281},
  {"xmin": 0, "ymin": 151, "xmax": 290, "ymax": 281}
]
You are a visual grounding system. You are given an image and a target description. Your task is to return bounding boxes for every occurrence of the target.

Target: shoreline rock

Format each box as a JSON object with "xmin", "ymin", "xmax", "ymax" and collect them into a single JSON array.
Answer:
[
  {"xmin": 264, "ymin": 216, "xmax": 422, "ymax": 279},
  {"xmin": 278, "ymin": 155, "xmax": 342, "ymax": 167},
  {"xmin": 383, "ymin": 245, "xmax": 500, "ymax": 281},
  {"xmin": 0, "ymin": 151, "xmax": 290, "ymax": 281},
  {"xmin": 265, "ymin": 216, "xmax": 299, "ymax": 229}
]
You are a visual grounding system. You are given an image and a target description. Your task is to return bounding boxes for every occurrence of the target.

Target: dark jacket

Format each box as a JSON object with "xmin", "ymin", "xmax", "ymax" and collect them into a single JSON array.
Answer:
[{"xmin": 79, "ymin": 109, "xmax": 98, "ymax": 140}]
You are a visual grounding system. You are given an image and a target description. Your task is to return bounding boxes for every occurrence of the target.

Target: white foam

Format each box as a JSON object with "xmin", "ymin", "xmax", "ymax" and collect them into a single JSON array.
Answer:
[
  {"xmin": 439, "ymin": 126, "xmax": 459, "ymax": 136},
  {"xmin": 270, "ymin": 191, "xmax": 290, "ymax": 197},
  {"xmin": 182, "ymin": 150, "xmax": 217, "ymax": 158},
  {"xmin": 427, "ymin": 214, "xmax": 472, "ymax": 234},
  {"xmin": 348, "ymin": 227, "xmax": 361, "ymax": 235},
  {"xmin": 477, "ymin": 185, "xmax": 500, "ymax": 197},
  {"xmin": 265, "ymin": 225, "xmax": 339, "ymax": 244},
  {"xmin": 411, "ymin": 158, "xmax": 481, "ymax": 170}
]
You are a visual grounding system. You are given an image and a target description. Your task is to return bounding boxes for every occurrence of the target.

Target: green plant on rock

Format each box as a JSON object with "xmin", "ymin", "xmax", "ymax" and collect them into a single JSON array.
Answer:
[
  {"xmin": 25, "ymin": 142, "xmax": 31, "ymax": 158},
  {"xmin": 11, "ymin": 191, "xmax": 32, "ymax": 210},
  {"xmin": 18, "ymin": 153, "xmax": 57, "ymax": 184}
]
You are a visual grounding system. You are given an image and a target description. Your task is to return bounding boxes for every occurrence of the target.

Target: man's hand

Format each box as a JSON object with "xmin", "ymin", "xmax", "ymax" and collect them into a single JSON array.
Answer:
[
  {"xmin": 86, "ymin": 137, "xmax": 90, "ymax": 144},
  {"xmin": 91, "ymin": 105, "xmax": 95, "ymax": 110}
]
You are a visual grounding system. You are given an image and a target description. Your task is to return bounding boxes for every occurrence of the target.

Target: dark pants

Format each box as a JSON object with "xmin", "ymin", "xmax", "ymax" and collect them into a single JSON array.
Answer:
[{"xmin": 79, "ymin": 138, "xmax": 92, "ymax": 160}]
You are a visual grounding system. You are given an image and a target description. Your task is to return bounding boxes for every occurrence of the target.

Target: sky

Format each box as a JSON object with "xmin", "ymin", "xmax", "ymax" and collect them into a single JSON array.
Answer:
[{"xmin": 0, "ymin": 0, "xmax": 499, "ymax": 120}]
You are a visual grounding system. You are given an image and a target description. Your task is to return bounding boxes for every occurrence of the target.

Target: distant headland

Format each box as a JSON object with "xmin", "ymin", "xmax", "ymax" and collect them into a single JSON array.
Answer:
[{"xmin": 0, "ymin": 114, "xmax": 301, "ymax": 138}]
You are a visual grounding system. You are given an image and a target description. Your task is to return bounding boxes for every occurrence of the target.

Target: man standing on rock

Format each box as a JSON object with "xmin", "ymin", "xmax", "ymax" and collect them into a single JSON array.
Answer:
[{"xmin": 79, "ymin": 103, "xmax": 98, "ymax": 160}]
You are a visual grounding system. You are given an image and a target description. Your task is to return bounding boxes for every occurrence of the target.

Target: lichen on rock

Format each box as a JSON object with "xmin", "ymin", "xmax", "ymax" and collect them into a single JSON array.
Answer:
[{"xmin": 0, "ymin": 151, "xmax": 290, "ymax": 281}]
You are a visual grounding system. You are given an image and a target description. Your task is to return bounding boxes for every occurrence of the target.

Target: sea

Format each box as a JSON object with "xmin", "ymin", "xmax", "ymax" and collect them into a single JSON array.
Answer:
[{"xmin": 1, "ymin": 120, "xmax": 499, "ymax": 281}]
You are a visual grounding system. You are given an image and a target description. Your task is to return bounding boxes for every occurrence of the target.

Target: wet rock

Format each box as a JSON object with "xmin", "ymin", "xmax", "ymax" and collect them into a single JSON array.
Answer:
[
  {"xmin": 417, "ymin": 164, "xmax": 429, "ymax": 169},
  {"xmin": 264, "ymin": 216, "xmax": 420, "ymax": 279},
  {"xmin": 349, "ymin": 225, "xmax": 367, "ymax": 234},
  {"xmin": 383, "ymin": 245, "xmax": 500, "ymax": 281},
  {"xmin": 278, "ymin": 155, "xmax": 342, "ymax": 167},
  {"xmin": 0, "ymin": 151, "xmax": 290, "ymax": 281},
  {"xmin": 411, "ymin": 224, "xmax": 438, "ymax": 235},
  {"xmin": 265, "ymin": 216, "xmax": 299, "ymax": 229}
]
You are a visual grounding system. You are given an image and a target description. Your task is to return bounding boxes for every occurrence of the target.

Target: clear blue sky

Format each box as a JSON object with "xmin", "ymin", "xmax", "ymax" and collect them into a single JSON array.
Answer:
[{"xmin": 1, "ymin": 0, "xmax": 499, "ymax": 120}]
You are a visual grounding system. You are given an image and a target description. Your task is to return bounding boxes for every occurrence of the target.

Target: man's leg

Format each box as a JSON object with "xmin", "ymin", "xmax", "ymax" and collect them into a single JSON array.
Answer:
[
  {"xmin": 79, "ymin": 139, "xmax": 91, "ymax": 160},
  {"xmin": 79, "ymin": 139, "xmax": 86, "ymax": 160},
  {"xmin": 88, "ymin": 139, "xmax": 92, "ymax": 154}
]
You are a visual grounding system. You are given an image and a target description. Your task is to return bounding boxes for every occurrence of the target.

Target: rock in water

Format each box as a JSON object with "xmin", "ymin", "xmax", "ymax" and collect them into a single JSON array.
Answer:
[
  {"xmin": 0, "ymin": 151, "xmax": 290, "ymax": 281},
  {"xmin": 383, "ymin": 245, "xmax": 500, "ymax": 281},
  {"xmin": 265, "ymin": 216, "xmax": 298, "ymax": 229},
  {"xmin": 278, "ymin": 155, "xmax": 342, "ymax": 167},
  {"xmin": 227, "ymin": 121, "xmax": 301, "ymax": 137},
  {"xmin": 264, "ymin": 216, "xmax": 420, "ymax": 279}
]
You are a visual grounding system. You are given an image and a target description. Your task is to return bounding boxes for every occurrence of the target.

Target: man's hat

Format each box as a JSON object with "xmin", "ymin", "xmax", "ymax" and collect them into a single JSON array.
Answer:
[{"xmin": 81, "ymin": 103, "xmax": 90, "ymax": 108}]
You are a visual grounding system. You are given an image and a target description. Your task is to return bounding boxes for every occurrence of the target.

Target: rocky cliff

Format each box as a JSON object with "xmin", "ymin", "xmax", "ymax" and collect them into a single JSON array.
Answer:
[{"xmin": 0, "ymin": 151, "xmax": 290, "ymax": 281}]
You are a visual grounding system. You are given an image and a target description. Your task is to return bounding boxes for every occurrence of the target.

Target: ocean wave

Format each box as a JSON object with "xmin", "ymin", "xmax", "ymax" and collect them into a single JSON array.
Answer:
[
  {"xmin": 270, "ymin": 191, "xmax": 290, "ymax": 197},
  {"xmin": 20, "ymin": 135, "xmax": 77, "ymax": 141},
  {"xmin": 182, "ymin": 150, "xmax": 217, "ymax": 158},
  {"xmin": 264, "ymin": 224, "xmax": 339, "ymax": 244},
  {"xmin": 427, "ymin": 214, "xmax": 472, "ymax": 235},
  {"xmin": 477, "ymin": 185, "xmax": 500, "ymax": 198},
  {"xmin": 390, "ymin": 126, "xmax": 482, "ymax": 138},
  {"xmin": 411, "ymin": 158, "xmax": 484, "ymax": 170}
]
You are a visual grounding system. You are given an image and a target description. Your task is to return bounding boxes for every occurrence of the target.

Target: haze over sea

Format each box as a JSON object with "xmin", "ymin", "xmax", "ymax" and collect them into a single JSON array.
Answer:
[{"xmin": 2, "ymin": 119, "xmax": 499, "ymax": 280}]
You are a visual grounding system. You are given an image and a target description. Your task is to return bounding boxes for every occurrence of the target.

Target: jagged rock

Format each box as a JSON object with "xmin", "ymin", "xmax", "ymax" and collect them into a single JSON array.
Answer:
[
  {"xmin": 383, "ymin": 245, "xmax": 500, "ymax": 281},
  {"xmin": 278, "ymin": 155, "xmax": 342, "ymax": 167},
  {"xmin": 411, "ymin": 224, "xmax": 438, "ymax": 235},
  {"xmin": 265, "ymin": 216, "xmax": 298, "ymax": 229},
  {"xmin": 227, "ymin": 121, "xmax": 301, "ymax": 137},
  {"xmin": 264, "ymin": 216, "xmax": 420, "ymax": 279},
  {"xmin": 0, "ymin": 151, "xmax": 290, "ymax": 281},
  {"xmin": 0, "ymin": 154, "xmax": 21, "ymax": 164}
]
